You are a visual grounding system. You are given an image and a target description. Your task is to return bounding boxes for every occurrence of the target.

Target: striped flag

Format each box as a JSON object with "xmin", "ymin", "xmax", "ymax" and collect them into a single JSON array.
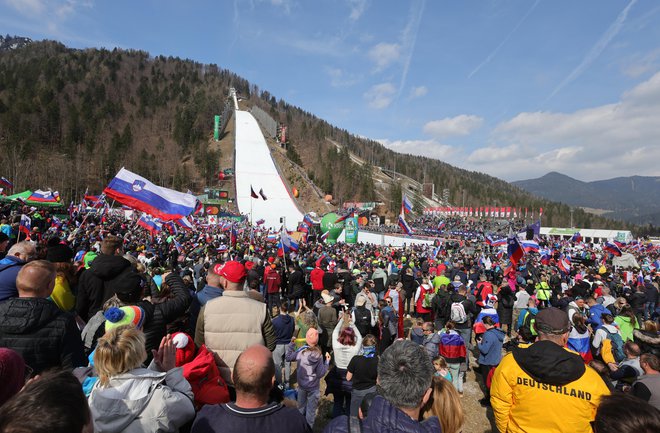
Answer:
[{"xmin": 402, "ymin": 195, "xmax": 413, "ymax": 214}]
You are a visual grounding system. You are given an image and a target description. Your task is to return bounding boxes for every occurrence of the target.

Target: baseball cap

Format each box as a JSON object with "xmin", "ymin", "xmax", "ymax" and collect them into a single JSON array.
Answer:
[
  {"xmin": 220, "ymin": 261, "xmax": 246, "ymax": 283},
  {"xmin": 534, "ymin": 307, "xmax": 570, "ymax": 335}
]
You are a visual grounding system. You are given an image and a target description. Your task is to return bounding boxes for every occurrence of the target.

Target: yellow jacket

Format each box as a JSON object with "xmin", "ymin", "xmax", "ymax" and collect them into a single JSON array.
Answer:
[
  {"xmin": 491, "ymin": 341, "xmax": 610, "ymax": 433},
  {"xmin": 51, "ymin": 274, "xmax": 76, "ymax": 312}
]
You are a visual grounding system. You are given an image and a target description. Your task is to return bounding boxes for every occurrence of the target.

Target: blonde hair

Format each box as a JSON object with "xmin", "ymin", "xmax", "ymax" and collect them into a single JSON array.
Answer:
[
  {"xmin": 421, "ymin": 376, "xmax": 465, "ymax": 433},
  {"xmin": 94, "ymin": 326, "xmax": 147, "ymax": 386}
]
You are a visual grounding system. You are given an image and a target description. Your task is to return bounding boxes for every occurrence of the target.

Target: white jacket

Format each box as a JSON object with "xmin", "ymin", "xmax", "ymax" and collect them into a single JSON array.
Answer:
[{"xmin": 88, "ymin": 364, "xmax": 195, "ymax": 433}]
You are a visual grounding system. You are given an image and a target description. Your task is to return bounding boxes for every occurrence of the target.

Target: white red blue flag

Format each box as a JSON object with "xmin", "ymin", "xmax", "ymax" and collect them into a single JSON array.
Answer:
[
  {"xmin": 19, "ymin": 215, "xmax": 31, "ymax": 236},
  {"xmin": 398, "ymin": 214, "xmax": 414, "ymax": 236},
  {"xmin": 28, "ymin": 190, "xmax": 60, "ymax": 203},
  {"xmin": 137, "ymin": 213, "xmax": 162, "ymax": 234},
  {"xmin": 603, "ymin": 241, "xmax": 623, "ymax": 257},
  {"xmin": 175, "ymin": 216, "xmax": 194, "ymax": 230},
  {"xmin": 104, "ymin": 168, "xmax": 196, "ymax": 221},
  {"xmin": 0, "ymin": 177, "xmax": 14, "ymax": 189},
  {"xmin": 279, "ymin": 228, "xmax": 299, "ymax": 253},
  {"xmin": 507, "ymin": 235, "xmax": 525, "ymax": 265},
  {"xmin": 571, "ymin": 232, "xmax": 582, "ymax": 243},
  {"xmin": 402, "ymin": 195, "xmax": 413, "ymax": 214},
  {"xmin": 558, "ymin": 254, "xmax": 571, "ymax": 273}
]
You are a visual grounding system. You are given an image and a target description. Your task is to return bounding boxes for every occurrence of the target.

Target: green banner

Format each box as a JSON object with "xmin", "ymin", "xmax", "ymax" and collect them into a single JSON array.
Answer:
[
  {"xmin": 213, "ymin": 115, "xmax": 221, "ymax": 140},
  {"xmin": 344, "ymin": 215, "xmax": 359, "ymax": 244}
]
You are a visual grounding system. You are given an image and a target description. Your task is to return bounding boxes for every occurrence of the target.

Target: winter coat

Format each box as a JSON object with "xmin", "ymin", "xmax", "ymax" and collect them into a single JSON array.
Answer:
[
  {"xmin": 288, "ymin": 269, "xmax": 306, "ymax": 299},
  {"xmin": 75, "ymin": 254, "xmax": 132, "ymax": 321},
  {"xmin": 332, "ymin": 321, "xmax": 362, "ymax": 369},
  {"xmin": 633, "ymin": 329, "xmax": 660, "ymax": 357},
  {"xmin": 139, "ymin": 274, "xmax": 192, "ymax": 360},
  {"xmin": 423, "ymin": 331, "xmax": 442, "ymax": 359},
  {"xmin": 265, "ymin": 267, "xmax": 282, "ymax": 294},
  {"xmin": 478, "ymin": 327, "xmax": 505, "ymax": 366},
  {"xmin": 491, "ymin": 340, "xmax": 610, "ymax": 433},
  {"xmin": 0, "ymin": 297, "xmax": 85, "ymax": 373},
  {"xmin": 586, "ymin": 303, "xmax": 608, "ymax": 328},
  {"xmin": 322, "ymin": 395, "xmax": 441, "ymax": 433},
  {"xmin": 285, "ymin": 342, "xmax": 329, "ymax": 391},
  {"xmin": 0, "ymin": 255, "xmax": 26, "ymax": 301},
  {"xmin": 496, "ymin": 287, "xmax": 515, "ymax": 325},
  {"xmin": 614, "ymin": 315, "xmax": 639, "ymax": 342},
  {"xmin": 272, "ymin": 313, "xmax": 295, "ymax": 345},
  {"xmin": 88, "ymin": 364, "xmax": 195, "ymax": 433},
  {"xmin": 439, "ymin": 330, "xmax": 467, "ymax": 364}
]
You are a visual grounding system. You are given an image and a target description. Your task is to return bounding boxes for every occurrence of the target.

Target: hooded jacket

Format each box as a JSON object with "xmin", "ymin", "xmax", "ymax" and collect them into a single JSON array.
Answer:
[
  {"xmin": 285, "ymin": 342, "xmax": 328, "ymax": 391},
  {"xmin": 478, "ymin": 327, "xmax": 505, "ymax": 366},
  {"xmin": 322, "ymin": 395, "xmax": 441, "ymax": 433},
  {"xmin": 88, "ymin": 365, "xmax": 195, "ymax": 433},
  {"xmin": 491, "ymin": 340, "xmax": 610, "ymax": 433},
  {"xmin": 0, "ymin": 255, "xmax": 26, "ymax": 301},
  {"xmin": 272, "ymin": 313, "xmax": 295, "ymax": 345},
  {"xmin": 75, "ymin": 254, "xmax": 132, "ymax": 321},
  {"xmin": 0, "ymin": 297, "xmax": 85, "ymax": 373}
]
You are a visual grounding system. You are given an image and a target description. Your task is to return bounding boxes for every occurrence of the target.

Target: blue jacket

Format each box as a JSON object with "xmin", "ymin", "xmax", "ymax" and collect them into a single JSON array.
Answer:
[
  {"xmin": 322, "ymin": 395, "xmax": 441, "ymax": 433},
  {"xmin": 478, "ymin": 327, "xmax": 505, "ymax": 366},
  {"xmin": 189, "ymin": 285, "xmax": 223, "ymax": 330},
  {"xmin": 272, "ymin": 313, "xmax": 295, "ymax": 345},
  {"xmin": 587, "ymin": 303, "xmax": 608, "ymax": 328},
  {"xmin": 0, "ymin": 256, "xmax": 25, "ymax": 301}
]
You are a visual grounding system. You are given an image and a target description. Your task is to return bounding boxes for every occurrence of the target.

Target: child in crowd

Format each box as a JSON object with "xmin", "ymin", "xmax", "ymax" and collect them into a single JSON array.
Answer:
[
  {"xmin": 432, "ymin": 356, "xmax": 452, "ymax": 381},
  {"xmin": 286, "ymin": 328, "xmax": 330, "ymax": 428}
]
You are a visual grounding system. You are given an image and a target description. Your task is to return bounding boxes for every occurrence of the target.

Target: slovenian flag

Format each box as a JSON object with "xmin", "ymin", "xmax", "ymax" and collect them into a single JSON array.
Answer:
[
  {"xmin": 402, "ymin": 195, "xmax": 413, "ymax": 214},
  {"xmin": 266, "ymin": 232, "xmax": 278, "ymax": 242},
  {"xmin": 567, "ymin": 327, "xmax": 593, "ymax": 363},
  {"xmin": 558, "ymin": 254, "xmax": 571, "ymax": 273},
  {"xmin": 85, "ymin": 194, "xmax": 105, "ymax": 208},
  {"xmin": 439, "ymin": 332, "xmax": 467, "ymax": 363},
  {"xmin": 486, "ymin": 235, "xmax": 506, "ymax": 247},
  {"xmin": 19, "ymin": 215, "xmax": 31, "ymax": 236},
  {"xmin": 28, "ymin": 190, "xmax": 60, "ymax": 203},
  {"xmin": 521, "ymin": 240, "xmax": 540, "ymax": 253},
  {"xmin": 507, "ymin": 235, "xmax": 525, "ymax": 265},
  {"xmin": 571, "ymin": 232, "xmax": 583, "ymax": 243},
  {"xmin": 0, "ymin": 177, "xmax": 14, "ymax": 189},
  {"xmin": 104, "ymin": 168, "xmax": 196, "ymax": 221},
  {"xmin": 398, "ymin": 214, "xmax": 414, "ymax": 235},
  {"xmin": 473, "ymin": 308, "xmax": 500, "ymax": 334},
  {"xmin": 279, "ymin": 229, "xmax": 299, "ymax": 253},
  {"xmin": 603, "ymin": 241, "xmax": 623, "ymax": 257},
  {"xmin": 175, "ymin": 216, "xmax": 194, "ymax": 230},
  {"xmin": 303, "ymin": 214, "xmax": 314, "ymax": 227},
  {"xmin": 137, "ymin": 213, "xmax": 162, "ymax": 234}
]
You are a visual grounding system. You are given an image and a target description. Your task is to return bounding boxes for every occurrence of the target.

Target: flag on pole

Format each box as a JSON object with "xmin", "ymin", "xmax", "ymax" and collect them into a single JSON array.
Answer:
[
  {"xmin": 507, "ymin": 234, "xmax": 525, "ymax": 265},
  {"xmin": 603, "ymin": 241, "xmax": 623, "ymax": 257},
  {"xmin": 137, "ymin": 213, "xmax": 162, "ymax": 234},
  {"xmin": 250, "ymin": 186, "xmax": 259, "ymax": 199},
  {"xmin": 279, "ymin": 228, "xmax": 299, "ymax": 253},
  {"xmin": 104, "ymin": 168, "xmax": 196, "ymax": 220},
  {"xmin": 259, "ymin": 188, "xmax": 268, "ymax": 200},
  {"xmin": 402, "ymin": 195, "xmax": 413, "ymax": 214},
  {"xmin": 398, "ymin": 213, "xmax": 414, "ymax": 236},
  {"xmin": 175, "ymin": 216, "xmax": 194, "ymax": 230},
  {"xmin": 19, "ymin": 215, "xmax": 31, "ymax": 236},
  {"xmin": 558, "ymin": 254, "xmax": 571, "ymax": 273}
]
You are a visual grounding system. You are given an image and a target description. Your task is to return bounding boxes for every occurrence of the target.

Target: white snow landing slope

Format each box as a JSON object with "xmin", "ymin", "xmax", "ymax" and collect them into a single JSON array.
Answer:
[{"xmin": 234, "ymin": 110, "xmax": 304, "ymax": 231}]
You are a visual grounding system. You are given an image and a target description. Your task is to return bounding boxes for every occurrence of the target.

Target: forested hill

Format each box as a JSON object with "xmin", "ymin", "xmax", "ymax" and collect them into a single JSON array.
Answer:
[{"xmin": 0, "ymin": 39, "xmax": 641, "ymax": 232}]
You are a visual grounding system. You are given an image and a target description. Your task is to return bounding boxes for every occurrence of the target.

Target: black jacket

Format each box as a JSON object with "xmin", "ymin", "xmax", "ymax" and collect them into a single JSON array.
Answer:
[
  {"xmin": 0, "ymin": 297, "xmax": 85, "ymax": 373},
  {"xmin": 75, "ymin": 254, "xmax": 132, "ymax": 321},
  {"xmin": 287, "ymin": 270, "xmax": 305, "ymax": 299},
  {"xmin": 137, "ymin": 273, "xmax": 191, "ymax": 360}
]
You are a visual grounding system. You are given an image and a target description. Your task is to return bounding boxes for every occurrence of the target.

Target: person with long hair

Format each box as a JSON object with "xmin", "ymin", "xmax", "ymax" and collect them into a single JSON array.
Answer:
[
  {"xmin": 346, "ymin": 334, "xmax": 378, "ymax": 417},
  {"xmin": 88, "ymin": 326, "xmax": 195, "ymax": 432},
  {"xmin": 420, "ymin": 376, "xmax": 465, "ymax": 433},
  {"xmin": 326, "ymin": 312, "xmax": 362, "ymax": 418},
  {"xmin": 615, "ymin": 305, "xmax": 641, "ymax": 342}
]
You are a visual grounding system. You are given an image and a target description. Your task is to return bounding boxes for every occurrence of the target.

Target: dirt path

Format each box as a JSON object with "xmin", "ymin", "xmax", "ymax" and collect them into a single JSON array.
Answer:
[{"xmin": 294, "ymin": 349, "xmax": 497, "ymax": 433}]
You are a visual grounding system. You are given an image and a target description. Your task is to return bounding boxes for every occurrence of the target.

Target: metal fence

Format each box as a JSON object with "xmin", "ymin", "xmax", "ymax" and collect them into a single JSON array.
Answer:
[{"xmin": 250, "ymin": 105, "xmax": 278, "ymax": 138}]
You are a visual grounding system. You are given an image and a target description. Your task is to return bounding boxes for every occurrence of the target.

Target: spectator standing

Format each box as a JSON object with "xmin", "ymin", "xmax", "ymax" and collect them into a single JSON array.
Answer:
[
  {"xmin": 272, "ymin": 303, "xmax": 295, "ymax": 387},
  {"xmin": 346, "ymin": 334, "xmax": 378, "ymax": 417}
]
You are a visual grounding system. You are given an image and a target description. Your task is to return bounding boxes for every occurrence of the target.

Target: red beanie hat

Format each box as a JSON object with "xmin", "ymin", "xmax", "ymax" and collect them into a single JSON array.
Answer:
[{"xmin": 172, "ymin": 332, "xmax": 196, "ymax": 367}]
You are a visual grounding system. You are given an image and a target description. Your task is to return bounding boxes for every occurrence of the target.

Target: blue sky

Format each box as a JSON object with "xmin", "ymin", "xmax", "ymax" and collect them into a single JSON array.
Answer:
[{"xmin": 2, "ymin": 0, "xmax": 660, "ymax": 182}]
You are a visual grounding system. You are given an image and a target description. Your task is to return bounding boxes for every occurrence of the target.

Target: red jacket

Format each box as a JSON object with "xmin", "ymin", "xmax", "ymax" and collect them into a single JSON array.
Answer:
[
  {"xmin": 310, "ymin": 267, "xmax": 325, "ymax": 291},
  {"xmin": 264, "ymin": 267, "xmax": 282, "ymax": 294}
]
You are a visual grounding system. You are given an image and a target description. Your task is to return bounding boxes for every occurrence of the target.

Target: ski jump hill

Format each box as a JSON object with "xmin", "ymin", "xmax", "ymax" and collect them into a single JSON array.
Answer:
[{"xmin": 233, "ymin": 108, "xmax": 432, "ymax": 246}]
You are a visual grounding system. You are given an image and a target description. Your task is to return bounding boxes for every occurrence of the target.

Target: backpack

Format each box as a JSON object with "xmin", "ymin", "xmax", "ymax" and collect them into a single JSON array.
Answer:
[
  {"xmin": 422, "ymin": 290, "xmax": 436, "ymax": 308},
  {"xmin": 450, "ymin": 301, "xmax": 467, "ymax": 323},
  {"xmin": 182, "ymin": 345, "xmax": 230, "ymax": 410},
  {"xmin": 604, "ymin": 327, "xmax": 625, "ymax": 363},
  {"xmin": 355, "ymin": 307, "xmax": 371, "ymax": 335},
  {"xmin": 518, "ymin": 309, "xmax": 537, "ymax": 342}
]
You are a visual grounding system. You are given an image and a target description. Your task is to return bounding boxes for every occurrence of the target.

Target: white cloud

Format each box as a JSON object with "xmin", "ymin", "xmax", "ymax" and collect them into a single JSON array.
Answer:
[
  {"xmin": 409, "ymin": 85, "xmax": 428, "ymax": 99},
  {"xmin": 423, "ymin": 115, "xmax": 484, "ymax": 138},
  {"xmin": 377, "ymin": 138, "xmax": 458, "ymax": 161},
  {"xmin": 482, "ymin": 70, "xmax": 660, "ymax": 180},
  {"xmin": 268, "ymin": 0, "xmax": 293, "ymax": 14},
  {"xmin": 622, "ymin": 48, "xmax": 660, "ymax": 78},
  {"xmin": 368, "ymin": 42, "xmax": 400, "ymax": 71},
  {"xmin": 326, "ymin": 67, "xmax": 358, "ymax": 88},
  {"xmin": 5, "ymin": 0, "xmax": 45, "ymax": 15},
  {"xmin": 364, "ymin": 82, "xmax": 396, "ymax": 109},
  {"xmin": 346, "ymin": 0, "xmax": 368, "ymax": 21}
]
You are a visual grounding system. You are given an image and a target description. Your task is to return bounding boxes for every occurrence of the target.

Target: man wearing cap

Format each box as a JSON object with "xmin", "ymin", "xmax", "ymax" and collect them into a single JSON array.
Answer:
[
  {"xmin": 195, "ymin": 260, "xmax": 277, "ymax": 384},
  {"xmin": 189, "ymin": 262, "xmax": 226, "ymax": 328},
  {"xmin": 490, "ymin": 307, "xmax": 610, "ymax": 433}
]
